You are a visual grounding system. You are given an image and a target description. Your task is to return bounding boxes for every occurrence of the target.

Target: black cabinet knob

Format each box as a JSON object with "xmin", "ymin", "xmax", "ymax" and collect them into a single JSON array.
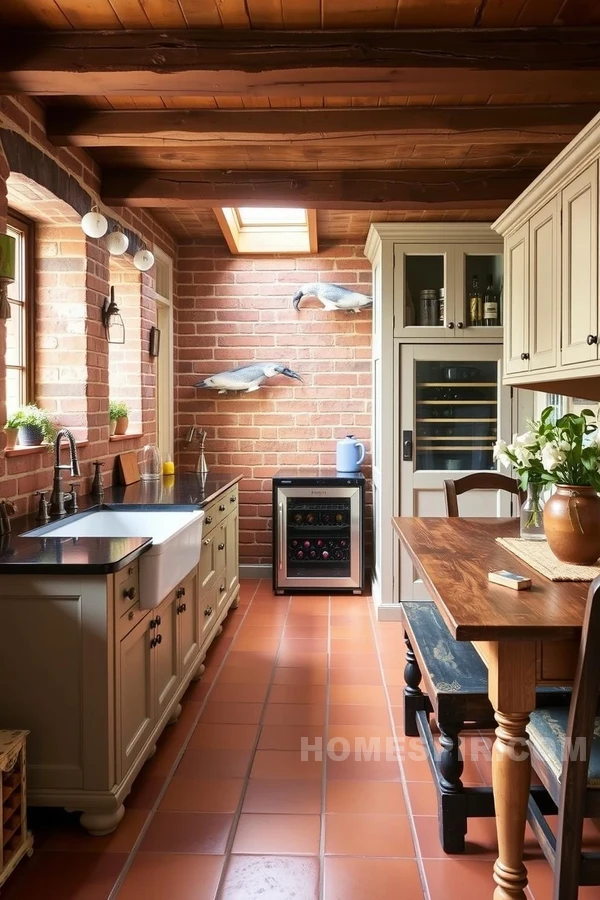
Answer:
[
  {"xmin": 219, "ymin": 584, "xmax": 226, "ymax": 593},
  {"xmin": 150, "ymin": 637, "xmax": 156, "ymax": 649},
  {"xmin": 155, "ymin": 615, "xmax": 161, "ymax": 626},
  {"xmin": 230, "ymin": 495, "xmax": 236, "ymax": 503},
  {"xmin": 218, "ymin": 543, "xmax": 225, "ymax": 551},
  {"xmin": 456, "ymin": 321, "xmax": 464, "ymax": 329},
  {"xmin": 123, "ymin": 587, "xmax": 136, "ymax": 600},
  {"xmin": 150, "ymin": 618, "xmax": 157, "ymax": 629},
  {"xmin": 447, "ymin": 321, "xmax": 454, "ymax": 329},
  {"xmin": 587, "ymin": 334, "xmax": 598, "ymax": 345},
  {"xmin": 205, "ymin": 516, "xmax": 212, "ymax": 525},
  {"xmin": 156, "ymin": 633, "xmax": 162, "ymax": 645},
  {"xmin": 204, "ymin": 606, "xmax": 212, "ymax": 617},
  {"xmin": 219, "ymin": 504, "xmax": 226, "ymax": 511},
  {"xmin": 520, "ymin": 352, "xmax": 530, "ymax": 361},
  {"xmin": 176, "ymin": 586, "xmax": 186, "ymax": 599}
]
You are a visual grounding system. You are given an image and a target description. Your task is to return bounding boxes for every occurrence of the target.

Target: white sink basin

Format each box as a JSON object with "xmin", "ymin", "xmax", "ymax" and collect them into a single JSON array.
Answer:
[{"xmin": 24, "ymin": 509, "xmax": 204, "ymax": 609}]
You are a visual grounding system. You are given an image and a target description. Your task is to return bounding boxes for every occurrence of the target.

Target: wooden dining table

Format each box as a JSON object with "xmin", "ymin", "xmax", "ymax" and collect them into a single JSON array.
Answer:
[{"xmin": 393, "ymin": 516, "xmax": 589, "ymax": 900}]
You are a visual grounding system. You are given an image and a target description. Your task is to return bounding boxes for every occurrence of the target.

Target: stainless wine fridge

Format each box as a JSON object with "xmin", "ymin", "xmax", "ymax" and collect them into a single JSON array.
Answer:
[{"xmin": 272, "ymin": 469, "xmax": 365, "ymax": 594}]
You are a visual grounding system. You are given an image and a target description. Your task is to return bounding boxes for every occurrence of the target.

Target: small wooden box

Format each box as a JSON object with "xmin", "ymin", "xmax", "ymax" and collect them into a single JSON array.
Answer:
[{"xmin": 0, "ymin": 730, "xmax": 33, "ymax": 888}]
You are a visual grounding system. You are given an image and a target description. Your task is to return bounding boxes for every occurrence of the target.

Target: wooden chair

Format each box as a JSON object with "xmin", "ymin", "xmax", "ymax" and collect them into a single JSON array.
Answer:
[
  {"xmin": 527, "ymin": 575, "xmax": 600, "ymax": 900},
  {"xmin": 444, "ymin": 472, "xmax": 524, "ymax": 518},
  {"xmin": 402, "ymin": 470, "xmax": 562, "ymax": 853}
]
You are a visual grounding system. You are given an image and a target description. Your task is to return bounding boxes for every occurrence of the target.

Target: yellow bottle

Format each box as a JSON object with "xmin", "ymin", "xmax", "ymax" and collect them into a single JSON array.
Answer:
[{"xmin": 162, "ymin": 453, "xmax": 175, "ymax": 475}]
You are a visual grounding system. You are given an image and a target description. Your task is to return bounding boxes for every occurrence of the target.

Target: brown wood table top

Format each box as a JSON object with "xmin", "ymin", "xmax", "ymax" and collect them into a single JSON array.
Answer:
[{"xmin": 393, "ymin": 517, "xmax": 588, "ymax": 642}]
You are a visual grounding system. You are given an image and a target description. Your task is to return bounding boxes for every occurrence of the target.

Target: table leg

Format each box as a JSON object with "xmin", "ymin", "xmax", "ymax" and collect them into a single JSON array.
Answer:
[
  {"xmin": 474, "ymin": 640, "xmax": 536, "ymax": 900},
  {"xmin": 492, "ymin": 709, "xmax": 531, "ymax": 900}
]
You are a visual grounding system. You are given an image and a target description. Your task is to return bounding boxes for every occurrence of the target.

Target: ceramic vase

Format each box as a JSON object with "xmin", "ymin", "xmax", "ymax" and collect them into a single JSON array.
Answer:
[
  {"xmin": 17, "ymin": 424, "xmax": 44, "ymax": 447},
  {"xmin": 114, "ymin": 416, "xmax": 128, "ymax": 436},
  {"xmin": 543, "ymin": 484, "xmax": 600, "ymax": 565}
]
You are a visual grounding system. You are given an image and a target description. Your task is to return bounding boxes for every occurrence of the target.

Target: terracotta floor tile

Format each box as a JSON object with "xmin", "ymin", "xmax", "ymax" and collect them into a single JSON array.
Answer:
[
  {"xmin": 325, "ymin": 780, "xmax": 406, "ymax": 815},
  {"xmin": 329, "ymin": 667, "xmax": 383, "ymax": 685},
  {"xmin": 160, "ymin": 777, "xmax": 244, "ymax": 813},
  {"xmin": 323, "ymin": 857, "xmax": 423, "ymax": 900},
  {"xmin": 329, "ymin": 685, "xmax": 387, "ymax": 706},
  {"xmin": 405, "ymin": 780, "xmax": 439, "ymax": 816},
  {"xmin": 232, "ymin": 814, "xmax": 321, "ymax": 855},
  {"xmin": 176, "ymin": 748, "xmax": 252, "ymax": 779},
  {"xmin": 218, "ymin": 663, "xmax": 274, "ymax": 683},
  {"xmin": 273, "ymin": 667, "xmax": 327, "ymax": 685},
  {"xmin": 258, "ymin": 725, "xmax": 325, "ymax": 751},
  {"xmin": 284, "ymin": 626, "xmax": 329, "ymax": 639},
  {"xmin": 269, "ymin": 684, "xmax": 327, "ymax": 704},
  {"xmin": 42, "ymin": 809, "xmax": 148, "ymax": 853},
  {"xmin": 423, "ymin": 858, "xmax": 497, "ymax": 899},
  {"xmin": 277, "ymin": 650, "xmax": 328, "ymax": 668},
  {"xmin": 221, "ymin": 855, "xmax": 320, "ymax": 900},
  {"xmin": 325, "ymin": 813, "xmax": 415, "ymax": 857},
  {"xmin": 188, "ymin": 723, "xmax": 259, "ymax": 750},
  {"xmin": 382, "ymin": 668, "xmax": 406, "ymax": 686},
  {"xmin": 385, "ymin": 685, "xmax": 408, "ymax": 706},
  {"xmin": 243, "ymin": 614, "xmax": 287, "ymax": 626},
  {"xmin": 140, "ymin": 811, "xmax": 233, "ymax": 854},
  {"xmin": 225, "ymin": 651, "xmax": 277, "ymax": 669},
  {"xmin": 208, "ymin": 682, "xmax": 269, "ymax": 704},
  {"xmin": 6, "ymin": 852, "xmax": 127, "ymax": 900},
  {"xmin": 329, "ymin": 653, "xmax": 381, "ymax": 669},
  {"xmin": 326, "ymin": 756, "xmax": 401, "ymax": 782},
  {"xmin": 251, "ymin": 750, "xmax": 323, "ymax": 780},
  {"xmin": 326, "ymin": 725, "xmax": 394, "ymax": 745},
  {"xmin": 124, "ymin": 771, "xmax": 165, "ymax": 810},
  {"xmin": 263, "ymin": 703, "xmax": 326, "ymax": 726},
  {"xmin": 329, "ymin": 704, "xmax": 391, "ymax": 727},
  {"xmin": 280, "ymin": 638, "xmax": 328, "ymax": 653},
  {"xmin": 330, "ymin": 640, "xmax": 377, "ymax": 655},
  {"xmin": 117, "ymin": 852, "xmax": 224, "ymax": 900},
  {"xmin": 243, "ymin": 779, "xmax": 323, "ymax": 815},
  {"xmin": 237, "ymin": 625, "xmax": 283, "ymax": 639},
  {"xmin": 200, "ymin": 702, "xmax": 264, "ymax": 724}
]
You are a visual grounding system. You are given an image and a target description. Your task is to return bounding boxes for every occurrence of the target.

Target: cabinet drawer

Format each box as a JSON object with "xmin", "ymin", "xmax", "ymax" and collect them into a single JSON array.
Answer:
[
  {"xmin": 114, "ymin": 563, "xmax": 139, "ymax": 614},
  {"xmin": 201, "ymin": 584, "xmax": 219, "ymax": 640},
  {"xmin": 538, "ymin": 640, "xmax": 578, "ymax": 682},
  {"xmin": 199, "ymin": 531, "xmax": 218, "ymax": 591},
  {"xmin": 118, "ymin": 602, "xmax": 150, "ymax": 639}
]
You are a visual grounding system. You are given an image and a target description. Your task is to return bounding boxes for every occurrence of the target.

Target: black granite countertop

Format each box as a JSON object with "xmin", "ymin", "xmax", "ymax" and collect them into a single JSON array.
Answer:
[{"xmin": 0, "ymin": 472, "xmax": 243, "ymax": 575}]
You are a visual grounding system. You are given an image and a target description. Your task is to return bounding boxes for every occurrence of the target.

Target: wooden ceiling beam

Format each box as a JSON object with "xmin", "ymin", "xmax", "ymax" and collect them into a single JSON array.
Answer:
[
  {"xmin": 1, "ymin": 28, "xmax": 600, "ymax": 96},
  {"xmin": 101, "ymin": 168, "xmax": 537, "ymax": 210},
  {"xmin": 46, "ymin": 104, "xmax": 599, "ymax": 148}
]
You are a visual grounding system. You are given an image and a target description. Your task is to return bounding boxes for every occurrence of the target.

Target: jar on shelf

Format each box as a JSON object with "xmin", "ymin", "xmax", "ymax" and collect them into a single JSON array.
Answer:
[{"xmin": 140, "ymin": 444, "xmax": 162, "ymax": 480}]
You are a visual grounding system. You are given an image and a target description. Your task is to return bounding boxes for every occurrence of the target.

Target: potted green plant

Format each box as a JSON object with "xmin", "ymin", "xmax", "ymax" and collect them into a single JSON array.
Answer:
[
  {"xmin": 109, "ymin": 400, "xmax": 129, "ymax": 436},
  {"xmin": 495, "ymin": 407, "xmax": 600, "ymax": 563},
  {"xmin": 7, "ymin": 404, "xmax": 58, "ymax": 448},
  {"xmin": 4, "ymin": 411, "xmax": 20, "ymax": 449}
]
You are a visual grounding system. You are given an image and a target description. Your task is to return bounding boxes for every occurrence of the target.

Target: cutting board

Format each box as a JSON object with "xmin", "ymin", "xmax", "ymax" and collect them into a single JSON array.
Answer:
[{"xmin": 116, "ymin": 451, "xmax": 140, "ymax": 485}]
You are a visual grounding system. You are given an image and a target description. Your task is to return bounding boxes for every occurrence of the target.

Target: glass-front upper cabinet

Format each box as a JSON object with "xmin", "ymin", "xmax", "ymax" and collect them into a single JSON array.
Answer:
[
  {"xmin": 456, "ymin": 245, "xmax": 504, "ymax": 338},
  {"xmin": 393, "ymin": 242, "xmax": 503, "ymax": 339}
]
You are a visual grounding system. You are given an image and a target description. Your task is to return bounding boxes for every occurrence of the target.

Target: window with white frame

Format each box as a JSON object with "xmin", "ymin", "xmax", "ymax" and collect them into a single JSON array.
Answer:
[{"xmin": 5, "ymin": 213, "xmax": 33, "ymax": 415}]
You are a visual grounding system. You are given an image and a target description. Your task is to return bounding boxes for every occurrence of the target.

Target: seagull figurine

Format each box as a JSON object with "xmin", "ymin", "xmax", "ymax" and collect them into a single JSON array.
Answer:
[
  {"xmin": 292, "ymin": 282, "xmax": 373, "ymax": 313},
  {"xmin": 195, "ymin": 363, "xmax": 302, "ymax": 394}
]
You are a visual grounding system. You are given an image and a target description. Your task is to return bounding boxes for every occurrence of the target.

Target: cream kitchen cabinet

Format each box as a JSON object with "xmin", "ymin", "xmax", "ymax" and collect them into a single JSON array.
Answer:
[
  {"xmin": 391, "ymin": 228, "xmax": 503, "ymax": 341},
  {"xmin": 0, "ymin": 483, "xmax": 241, "ymax": 836},
  {"xmin": 494, "ymin": 111, "xmax": 600, "ymax": 400}
]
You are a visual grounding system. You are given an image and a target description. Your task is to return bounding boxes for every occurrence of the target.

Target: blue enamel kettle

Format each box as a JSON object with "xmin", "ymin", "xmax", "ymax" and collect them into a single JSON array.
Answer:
[{"xmin": 336, "ymin": 435, "xmax": 366, "ymax": 472}]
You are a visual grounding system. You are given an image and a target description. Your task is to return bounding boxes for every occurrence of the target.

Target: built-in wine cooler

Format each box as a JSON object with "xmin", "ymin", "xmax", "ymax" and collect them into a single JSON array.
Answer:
[{"xmin": 273, "ymin": 469, "xmax": 365, "ymax": 593}]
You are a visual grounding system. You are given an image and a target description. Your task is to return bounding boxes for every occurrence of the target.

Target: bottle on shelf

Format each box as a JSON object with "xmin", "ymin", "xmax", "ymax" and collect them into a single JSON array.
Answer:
[
  {"xmin": 483, "ymin": 275, "xmax": 498, "ymax": 327},
  {"xmin": 438, "ymin": 287, "xmax": 445, "ymax": 325},
  {"xmin": 469, "ymin": 275, "xmax": 482, "ymax": 327}
]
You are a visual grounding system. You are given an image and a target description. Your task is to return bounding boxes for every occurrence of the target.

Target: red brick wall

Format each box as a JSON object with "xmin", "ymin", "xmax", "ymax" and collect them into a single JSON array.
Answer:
[
  {"xmin": 175, "ymin": 242, "xmax": 372, "ymax": 566},
  {"xmin": 0, "ymin": 97, "xmax": 173, "ymax": 512}
]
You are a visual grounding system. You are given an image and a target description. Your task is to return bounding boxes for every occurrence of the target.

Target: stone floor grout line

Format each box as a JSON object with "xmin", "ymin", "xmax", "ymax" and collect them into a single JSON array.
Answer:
[
  {"xmin": 318, "ymin": 594, "xmax": 332, "ymax": 900},
  {"xmin": 213, "ymin": 586, "xmax": 293, "ymax": 900},
  {"xmin": 367, "ymin": 605, "xmax": 432, "ymax": 900},
  {"xmin": 107, "ymin": 580, "xmax": 263, "ymax": 900}
]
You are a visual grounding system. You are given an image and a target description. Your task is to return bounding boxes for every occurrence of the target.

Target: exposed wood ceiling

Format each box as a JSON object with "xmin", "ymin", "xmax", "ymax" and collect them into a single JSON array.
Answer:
[{"xmin": 1, "ymin": 0, "xmax": 599, "ymax": 243}]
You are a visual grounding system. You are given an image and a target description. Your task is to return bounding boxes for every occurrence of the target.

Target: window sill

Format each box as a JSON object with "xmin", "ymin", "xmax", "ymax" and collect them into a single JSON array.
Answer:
[
  {"xmin": 109, "ymin": 433, "xmax": 143, "ymax": 442},
  {"xmin": 5, "ymin": 440, "xmax": 89, "ymax": 458}
]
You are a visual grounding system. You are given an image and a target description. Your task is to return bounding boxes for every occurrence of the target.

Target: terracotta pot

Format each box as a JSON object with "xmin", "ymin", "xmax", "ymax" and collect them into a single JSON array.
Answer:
[
  {"xmin": 114, "ymin": 416, "xmax": 128, "ymax": 436},
  {"xmin": 109, "ymin": 419, "xmax": 117, "ymax": 436},
  {"xmin": 4, "ymin": 427, "xmax": 17, "ymax": 450},
  {"xmin": 543, "ymin": 484, "xmax": 600, "ymax": 565}
]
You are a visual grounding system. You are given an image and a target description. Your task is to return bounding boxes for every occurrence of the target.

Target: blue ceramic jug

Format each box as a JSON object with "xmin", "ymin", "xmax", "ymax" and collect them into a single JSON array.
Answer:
[{"xmin": 336, "ymin": 435, "xmax": 366, "ymax": 472}]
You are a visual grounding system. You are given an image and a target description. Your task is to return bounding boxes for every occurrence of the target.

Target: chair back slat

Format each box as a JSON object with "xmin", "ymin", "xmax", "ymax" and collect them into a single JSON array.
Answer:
[
  {"xmin": 555, "ymin": 575, "xmax": 600, "ymax": 896},
  {"xmin": 443, "ymin": 473, "xmax": 524, "ymax": 518}
]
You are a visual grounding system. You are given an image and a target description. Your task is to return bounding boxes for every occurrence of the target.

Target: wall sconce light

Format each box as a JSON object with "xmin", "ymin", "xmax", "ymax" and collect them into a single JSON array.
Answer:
[
  {"xmin": 0, "ymin": 233, "xmax": 16, "ymax": 320},
  {"xmin": 102, "ymin": 286, "xmax": 125, "ymax": 344},
  {"xmin": 133, "ymin": 246, "xmax": 155, "ymax": 272},
  {"xmin": 105, "ymin": 226, "xmax": 129, "ymax": 256},
  {"xmin": 81, "ymin": 205, "xmax": 108, "ymax": 239}
]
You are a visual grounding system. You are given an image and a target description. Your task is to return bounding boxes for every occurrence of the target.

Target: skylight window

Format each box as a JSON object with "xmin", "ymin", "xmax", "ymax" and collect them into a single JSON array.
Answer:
[{"xmin": 214, "ymin": 207, "xmax": 317, "ymax": 255}]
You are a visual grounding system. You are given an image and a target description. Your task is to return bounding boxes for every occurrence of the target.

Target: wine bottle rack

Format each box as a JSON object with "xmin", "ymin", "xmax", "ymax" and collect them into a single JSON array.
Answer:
[
  {"xmin": 0, "ymin": 731, "xmax": 33, "ymax": 888},
  {"xmin": 288, "ymin": 537, "xmax": 350, "ymax": 563}
]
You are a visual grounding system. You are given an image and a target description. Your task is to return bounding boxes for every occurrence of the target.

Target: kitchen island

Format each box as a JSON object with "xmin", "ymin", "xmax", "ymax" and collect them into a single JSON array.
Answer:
[{"xmin": 0, "ymin": 472, "xmax": 241, "ymax": 834}]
